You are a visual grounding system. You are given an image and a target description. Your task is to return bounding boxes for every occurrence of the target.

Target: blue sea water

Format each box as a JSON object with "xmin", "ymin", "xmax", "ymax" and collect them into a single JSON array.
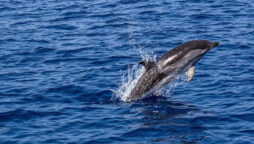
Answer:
[{"xmin": 0, "ymin": 0, "xmax": 254, "ymax": 143}]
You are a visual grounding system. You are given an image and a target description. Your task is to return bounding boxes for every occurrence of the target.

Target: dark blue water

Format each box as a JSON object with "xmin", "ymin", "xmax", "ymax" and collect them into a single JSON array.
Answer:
[{"xmin": 1, "ymin": 0, "xmax": 254, "ymax": 143}]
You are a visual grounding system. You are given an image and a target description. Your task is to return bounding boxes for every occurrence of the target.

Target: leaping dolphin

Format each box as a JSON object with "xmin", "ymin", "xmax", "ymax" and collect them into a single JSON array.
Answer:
[{"xmin": 127, "ymin": 40, "xmax": 220, "ymax": 102}]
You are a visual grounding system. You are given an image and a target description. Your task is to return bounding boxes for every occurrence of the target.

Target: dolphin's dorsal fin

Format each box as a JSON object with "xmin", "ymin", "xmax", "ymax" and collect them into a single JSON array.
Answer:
[
  {"xmin": 139, "ymin": 60, "xmax": 156, "ymax": 70},
  {"xmin": 187, "ymin": 65, "xmax": 195, "ymax": 82}
]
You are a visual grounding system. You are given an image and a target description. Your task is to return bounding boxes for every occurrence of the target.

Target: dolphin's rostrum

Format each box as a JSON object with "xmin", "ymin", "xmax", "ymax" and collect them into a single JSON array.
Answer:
[{"xmin": 127, "ymin": 40, "xmax": 220, "ymax": 102}]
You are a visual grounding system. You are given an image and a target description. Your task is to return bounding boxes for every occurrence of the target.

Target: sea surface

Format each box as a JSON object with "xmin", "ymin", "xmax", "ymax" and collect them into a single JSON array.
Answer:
[{"xmin": 1, "ymin": 0, "xmax": 254, "ymax": 144}]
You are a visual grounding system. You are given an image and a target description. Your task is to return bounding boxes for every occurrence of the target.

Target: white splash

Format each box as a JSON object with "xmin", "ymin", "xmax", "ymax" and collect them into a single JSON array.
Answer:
[
  {"xmin": 112, "ymin": 26, "xmax": 154, "ymax": 101},
  {"xmin": 112, "ymin": 65, "xmax": 145, "ymax": 101}
]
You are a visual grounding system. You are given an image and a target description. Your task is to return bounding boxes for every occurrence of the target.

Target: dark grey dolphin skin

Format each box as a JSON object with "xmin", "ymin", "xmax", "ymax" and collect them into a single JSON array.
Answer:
[{"xmin": 127, "ymin": 40, "xmax": 220, "ymax": 102}]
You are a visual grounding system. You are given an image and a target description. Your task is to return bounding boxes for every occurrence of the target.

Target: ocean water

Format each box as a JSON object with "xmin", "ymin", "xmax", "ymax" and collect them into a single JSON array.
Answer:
[{"xmin": 1, "ymin": 0, "xmax": 254, "ymax": 143}]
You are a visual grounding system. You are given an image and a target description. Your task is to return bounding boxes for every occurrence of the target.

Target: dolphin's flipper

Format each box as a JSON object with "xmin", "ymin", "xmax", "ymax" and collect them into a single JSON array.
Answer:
[
  {"xmin": 139, "ymin": 60, "xmax": 156, "ymax": 70},
  {"xmin": 187, "ymin": 66, "xmax": 195, "ymax": 82}
]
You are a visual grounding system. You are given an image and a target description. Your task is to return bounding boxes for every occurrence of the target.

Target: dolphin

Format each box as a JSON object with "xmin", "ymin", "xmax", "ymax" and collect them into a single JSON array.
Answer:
[{"xmin": 127, "ymin": 40, "xmax": 220, "ymax": 102}]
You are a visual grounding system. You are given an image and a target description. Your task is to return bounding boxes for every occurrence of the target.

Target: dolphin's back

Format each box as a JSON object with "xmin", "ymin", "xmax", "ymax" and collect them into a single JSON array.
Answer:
[{"xmin": 158, "ymin": 40, "xmax": 212, "ymax": 67}]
